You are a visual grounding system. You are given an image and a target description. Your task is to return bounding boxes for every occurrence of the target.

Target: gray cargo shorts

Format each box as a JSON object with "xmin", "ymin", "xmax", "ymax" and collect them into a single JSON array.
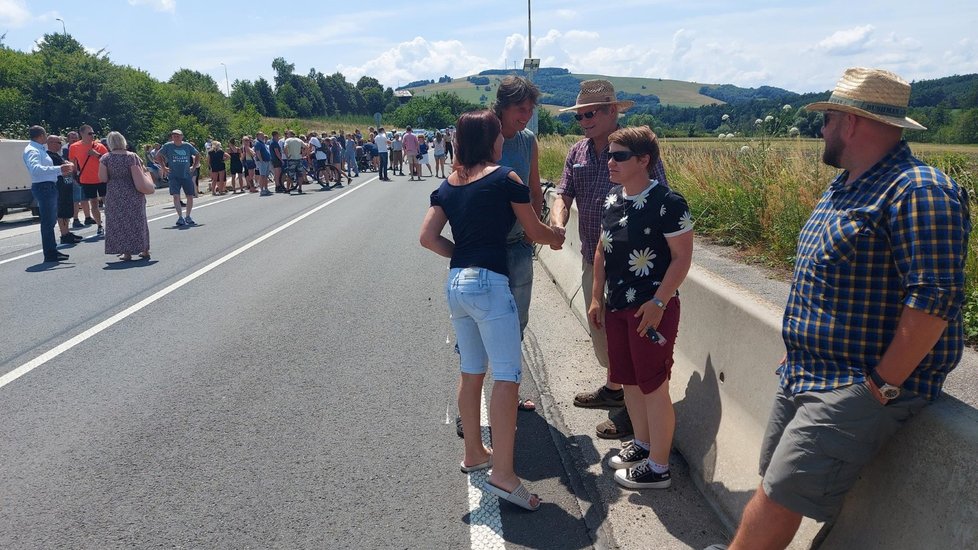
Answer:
[{"xmin": 759, "ymin": 382, "xmax": 927, "ymax": 522}]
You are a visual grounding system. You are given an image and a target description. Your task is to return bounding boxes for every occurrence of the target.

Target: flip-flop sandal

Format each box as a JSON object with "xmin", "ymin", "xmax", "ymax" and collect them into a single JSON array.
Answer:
[
  {"xmin": 482, "ymin": 481, "xmax": 541, "ymax": 511},
  {"xmin": 460, "ymin": 456, "xmax": 492, "ymax": 473},
  {"xmin": 517, "ymin": 399, "xmax": 536, "ymax": 412}
]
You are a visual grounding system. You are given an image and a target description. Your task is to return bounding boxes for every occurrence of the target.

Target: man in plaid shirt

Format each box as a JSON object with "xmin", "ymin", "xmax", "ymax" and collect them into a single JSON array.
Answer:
[
  {"xmin": 552, "ymin": 80, "xmax": 669, "ymax": 439},
  {"xmin": 713, "ymin": 68, "xmax": 972, "ymax": 550}
]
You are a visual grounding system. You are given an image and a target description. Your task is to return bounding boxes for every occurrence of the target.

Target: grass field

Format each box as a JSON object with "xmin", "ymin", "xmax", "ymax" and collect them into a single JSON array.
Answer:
[
  {"xmin": 540, "ymin": 134, "xmax": 978, "ymax": 339},
  {"xmin": 404, "ymin": 71, "xmax": 725, "ymax": 112},
  {"xmin": 261, "ymin": 115, "xmax": 378, "ymax": 135}
]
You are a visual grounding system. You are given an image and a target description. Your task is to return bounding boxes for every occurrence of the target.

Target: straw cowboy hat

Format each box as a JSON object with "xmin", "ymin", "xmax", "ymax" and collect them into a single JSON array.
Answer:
[
  {"xmin": 559, "ymin": 79, "xmax": 635, "ymax": 112},
  {"xmin": 805, "ymin": 67, "xmax": 926, "ymax": 131}
]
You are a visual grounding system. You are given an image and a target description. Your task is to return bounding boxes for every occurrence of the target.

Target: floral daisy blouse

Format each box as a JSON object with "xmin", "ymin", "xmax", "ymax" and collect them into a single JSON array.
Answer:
[{"xmin": 600, "ymin": 179, "xmax": 693, "ymax": 311}]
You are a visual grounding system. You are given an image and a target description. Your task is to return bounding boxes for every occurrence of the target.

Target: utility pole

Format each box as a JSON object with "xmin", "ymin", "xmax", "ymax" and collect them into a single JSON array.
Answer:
[{"xmin": 523, "ymin": 0, "xmax": 540, "ymax": 134}]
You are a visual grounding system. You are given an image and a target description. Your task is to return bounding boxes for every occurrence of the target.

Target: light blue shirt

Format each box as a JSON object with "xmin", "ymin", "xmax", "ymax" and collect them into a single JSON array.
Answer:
[{"xmin": 23, "ymin": 140, "xmax": 62, "ymax": 183}]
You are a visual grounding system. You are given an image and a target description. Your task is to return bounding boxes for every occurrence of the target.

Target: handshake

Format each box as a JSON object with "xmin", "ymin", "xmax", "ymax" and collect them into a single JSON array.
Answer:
[{"xmin": 548, "ymin": 224, "xmax": 566, "ymax": 250}]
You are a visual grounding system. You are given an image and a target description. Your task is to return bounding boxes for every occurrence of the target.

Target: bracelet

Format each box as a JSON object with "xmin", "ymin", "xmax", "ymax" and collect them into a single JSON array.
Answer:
[{"xmin": 651, "ymin": 297, "xmax": 666, "ymax": 310}]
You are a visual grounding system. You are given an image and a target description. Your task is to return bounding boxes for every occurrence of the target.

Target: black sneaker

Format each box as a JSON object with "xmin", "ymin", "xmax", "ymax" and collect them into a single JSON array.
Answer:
[
  {"xmin": 608, "ymin": 441, "xmax": 650, "ymax": 470},
  {"xmin": 614, "ymin": 461, "xmax": 671, "ymax": 489},
  {"xmin": 60, "ymin": 234, "xmax": 81, "ymax": 245},
  {"xmin": 72, "ymin": 219, "xmax": 85, "ymax": 229},
  {"xmin": 84, "ymin": 217, "xmax": 96, "ymax": 226}
]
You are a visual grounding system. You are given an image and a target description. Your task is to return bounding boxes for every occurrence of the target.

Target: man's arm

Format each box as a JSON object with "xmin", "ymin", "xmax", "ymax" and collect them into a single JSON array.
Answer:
[{"xmin": 869, "ymin": 307, "xmax": 948, "ymax": 403}]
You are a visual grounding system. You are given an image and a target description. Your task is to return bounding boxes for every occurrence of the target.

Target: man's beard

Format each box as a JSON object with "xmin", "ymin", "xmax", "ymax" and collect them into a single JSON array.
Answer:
[{"xmin": 822, "ymin": 139, "xmax": 843, "ymax": 168}]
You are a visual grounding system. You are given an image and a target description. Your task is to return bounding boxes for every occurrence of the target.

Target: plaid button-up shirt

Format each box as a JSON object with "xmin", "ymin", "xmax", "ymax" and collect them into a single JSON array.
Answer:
[
  {"xmin": 780, "ymin": 141, "xmax": 971, "ymax": 402},
  {"xmin": 557, "ymin": 135, "xmax": 668, "ymax": 264}
]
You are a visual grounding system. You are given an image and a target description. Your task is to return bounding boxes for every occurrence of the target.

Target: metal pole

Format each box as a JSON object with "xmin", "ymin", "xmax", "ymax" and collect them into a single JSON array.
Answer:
[
  {"xmin": 220, "ymin": 62, "xmax": 230, "ymax": 97},
  {"xmin": 527, "ymin": 0, "xmax": 532, "ymax": 59},
  {"xmin": 55, "ymin": 18, "xmax": 66, "ymax": 35}
]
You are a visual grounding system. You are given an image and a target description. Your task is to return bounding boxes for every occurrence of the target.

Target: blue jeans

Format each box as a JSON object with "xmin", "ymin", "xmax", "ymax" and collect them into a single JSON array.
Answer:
[
  {"xmin": 506, "ymin": 238, "xmax": 534, "ymax": 338},
  {"xmin": 378, "ymin": 151, "xmax": 389, "ymax": 179},
  {"xmin": 446, "ymin": 267, "xmax": 522, "ymax": 383},
  {"xmin": 31, "ymin": 181, "xmax": 58, "ymax": 258},
  {"xmin": 347, "ymin": 152, "xmax": 358, "ymax": 176}
]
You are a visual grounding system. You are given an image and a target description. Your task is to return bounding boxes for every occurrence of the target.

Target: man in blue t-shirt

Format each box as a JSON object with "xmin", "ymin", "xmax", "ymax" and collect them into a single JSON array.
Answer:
[{"xmin": 156, "ymin": 129, "xmax": 200, "ymax": 226}]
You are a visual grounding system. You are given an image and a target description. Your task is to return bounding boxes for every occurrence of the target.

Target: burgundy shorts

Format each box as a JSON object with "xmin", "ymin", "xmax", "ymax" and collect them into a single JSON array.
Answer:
[{"xmin": 605, "ymin": 297, "xmax": 680, "ymax": 394}]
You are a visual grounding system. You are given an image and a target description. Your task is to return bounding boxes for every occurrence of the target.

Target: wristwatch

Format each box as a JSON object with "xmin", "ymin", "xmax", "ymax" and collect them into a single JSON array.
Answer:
[
  {"xmin": 868, "ymin": 369, "xmax": 901, "ymax": 400},
  {"xmin": 650, "ymin": 297, "xmax": 667, "ymax": 310}
]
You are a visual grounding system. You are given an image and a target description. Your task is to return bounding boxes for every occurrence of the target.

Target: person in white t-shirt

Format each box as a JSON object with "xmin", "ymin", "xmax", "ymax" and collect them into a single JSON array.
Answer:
[
  {"xmin": 374, "ymin": 127, "xmax": 391, "ymax": 181},
  {"xmin": 308, "ymin": 132, "xmax": 329, "ymax": 185}
]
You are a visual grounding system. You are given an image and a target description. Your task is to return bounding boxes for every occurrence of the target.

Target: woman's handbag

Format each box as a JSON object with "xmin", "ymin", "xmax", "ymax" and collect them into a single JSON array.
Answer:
[{"xmin": 130, "ymin": 155, "xmax": 156, "ymax": 195}]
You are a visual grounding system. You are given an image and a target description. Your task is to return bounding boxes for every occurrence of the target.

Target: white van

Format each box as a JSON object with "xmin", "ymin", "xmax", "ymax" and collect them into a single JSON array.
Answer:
[{"xmin": 0, "ymin": 139, "xmax": 38, "ymax": 221}]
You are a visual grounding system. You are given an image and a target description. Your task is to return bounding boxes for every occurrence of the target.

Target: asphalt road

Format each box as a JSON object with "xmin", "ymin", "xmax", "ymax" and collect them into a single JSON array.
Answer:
[{"xmin": 0, "ymin": 170, "xmax": 594, "ymax": 549}]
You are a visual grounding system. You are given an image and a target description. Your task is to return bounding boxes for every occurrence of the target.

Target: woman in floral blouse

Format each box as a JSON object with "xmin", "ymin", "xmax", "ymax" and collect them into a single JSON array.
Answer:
[{"xmin": 587, "ymin": 126, "xmax": 694, "ymax": 491}]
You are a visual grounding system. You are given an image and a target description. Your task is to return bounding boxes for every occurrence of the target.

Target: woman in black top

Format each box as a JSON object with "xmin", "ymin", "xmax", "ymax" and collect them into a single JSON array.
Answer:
[
  {"xmin": 588, "ymin": 126, "xmax": 694, "ymax": 491},
  {"xmin": 208, "ymin": 141, "xmax": 229, "ymax": 195},
  {"xmin": 420, "ymin": 110, "xmax": 564, "ymax": 511}
]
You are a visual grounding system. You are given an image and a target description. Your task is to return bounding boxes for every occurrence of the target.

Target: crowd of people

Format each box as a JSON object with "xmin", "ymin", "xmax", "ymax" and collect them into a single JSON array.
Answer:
[
  {"xmin": 21, "ymin": 67, "xmax": 971, "ymax": 549},
  {"xmin": 21, "ymin": 122, "xmax": 456, "ymax": 262},
  {"xmin": 422, "ymin": 68, "xmax": 970, "ymax": 550}
]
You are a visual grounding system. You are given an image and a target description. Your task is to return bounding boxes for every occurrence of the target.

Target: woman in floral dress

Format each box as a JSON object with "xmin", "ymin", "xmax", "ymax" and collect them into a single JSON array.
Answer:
[
  {"xmin": 98, "ymin": 131, "xmax": 150, "ymax": 261},
  {"xmin": 587, "ymin": 126, "xmax": 694, "ymax": 491}
]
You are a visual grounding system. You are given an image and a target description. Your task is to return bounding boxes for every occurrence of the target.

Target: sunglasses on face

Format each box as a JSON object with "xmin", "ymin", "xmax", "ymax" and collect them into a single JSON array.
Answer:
[
  {"xmin": 574, "ymin": 109, "xmax": 601, "ymax": 121},
  {"xmin": 87, "ymin": 132, "xmax": 95, "ymax": 136},
  {"xmin": 609, "ymin": 150, "xmax": 640, "ymax": 162}
]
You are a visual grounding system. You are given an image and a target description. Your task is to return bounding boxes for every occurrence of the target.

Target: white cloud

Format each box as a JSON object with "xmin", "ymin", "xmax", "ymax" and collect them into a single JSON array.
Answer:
[
  {"xmin": 555, "ymin": 9, "xmax": 577, "ymax": 19},
  {"xmin": 943, "ymin": 38, "xmax": 978, "ymax": 73},
  {"xmin": 814, "ymin": 25, "xmax": 875, "ymax": 55},
  {"xmin": 338, "ymin": 37, "xmax": 490, "ymax": 88},
  {"xmin": 0, "ymin": 0, "xmax": 31, "ymax": 27},
  {"xmin": 127, "ymin": 0, "xmax": 176, "ymax": 13},
  {"xmin": 671, "ymin": 29, "xmax": 694, "ymax": 62}
]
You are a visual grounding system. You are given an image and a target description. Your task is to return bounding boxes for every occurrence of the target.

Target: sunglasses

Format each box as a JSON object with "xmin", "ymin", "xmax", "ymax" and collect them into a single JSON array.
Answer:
[
  {"xmin": 574, "ymin": 109, "xmax": 601, "ymax": 121},
  {"xmin": 609, "ymin": 150, "xmax": 640, "ymax": 162},
  {"xmin": 87, "ymin": 132, "xmax": 95, "ymax": 136}
]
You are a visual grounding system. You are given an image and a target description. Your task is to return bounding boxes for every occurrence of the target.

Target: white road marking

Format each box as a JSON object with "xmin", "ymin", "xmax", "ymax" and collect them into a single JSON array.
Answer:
[
  {"xmin": 466, "ymin": 389, "xmax": 505, "ymax": 549},
  {"xmin": 0, "ymin": 180, "xmax": 375, "ymax": 390},
  {"xmin": 0, "ymin": 192, "xmax": 247, "ymax": 267}
]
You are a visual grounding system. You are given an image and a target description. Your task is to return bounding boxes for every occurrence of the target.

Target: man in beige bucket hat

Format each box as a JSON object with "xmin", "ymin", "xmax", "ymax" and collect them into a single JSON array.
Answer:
[
  {"xmin": 551, "ymin": 79, "xmax": 668, "ymax": 439},
  {"xmin": 706, "ymin": 67, "xmax": 971, "ymax": 549}
]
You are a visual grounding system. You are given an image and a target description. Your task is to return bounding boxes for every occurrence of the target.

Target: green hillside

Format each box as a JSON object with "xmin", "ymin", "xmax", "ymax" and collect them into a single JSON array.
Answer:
[{"xmin": 404, "ymin": 71, "xmax": 723, "ymax": 109}]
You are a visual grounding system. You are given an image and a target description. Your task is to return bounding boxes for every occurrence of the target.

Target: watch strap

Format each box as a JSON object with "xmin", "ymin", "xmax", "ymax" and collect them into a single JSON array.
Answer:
[{"xmin": 651, "ymin": 297, "xmax": 666, "ymax": 310}]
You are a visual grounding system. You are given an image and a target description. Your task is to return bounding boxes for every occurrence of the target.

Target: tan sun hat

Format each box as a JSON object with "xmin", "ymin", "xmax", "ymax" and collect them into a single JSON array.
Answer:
[
  {"xmin": 805, "ymin": 67, "xmax": 926, "ymax": 131},
  {"xmin": 558, "ymin": 79, "xmax": 635, "ymax": 112}
]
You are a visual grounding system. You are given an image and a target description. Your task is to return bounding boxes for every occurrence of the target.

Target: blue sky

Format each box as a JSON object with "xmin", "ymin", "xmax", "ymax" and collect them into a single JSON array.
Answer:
[{"xmin": 2, "ymin": 0, "xmax": 977, "ymax": 93}]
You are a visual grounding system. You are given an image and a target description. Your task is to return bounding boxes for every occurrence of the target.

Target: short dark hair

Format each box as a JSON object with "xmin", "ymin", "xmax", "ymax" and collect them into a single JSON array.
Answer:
[
  {"xmin": 453, "ymin": 110, "xmax": 501, "ymax": 178},
  {"xmin": 29, "ymin": 125, "xmax": 46, "ymax": 140},
  {"xmin": 493, "ymin": 76, "xmax": 540, "ymax": 118},
  {"xmin": 608, "ymin": 126, "xmax": 661, "ymax": 177}
]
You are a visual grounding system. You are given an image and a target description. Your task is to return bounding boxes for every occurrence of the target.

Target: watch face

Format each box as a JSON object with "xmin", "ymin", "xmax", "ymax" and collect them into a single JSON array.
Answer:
[{"xmin": 881, "ymin": 387, "xmax": 900, "ymax": 399}]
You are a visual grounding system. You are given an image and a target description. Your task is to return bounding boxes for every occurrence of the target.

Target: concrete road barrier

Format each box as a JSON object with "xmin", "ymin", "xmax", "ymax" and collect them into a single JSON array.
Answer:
[{"xmin": 536, "ymin": 187, "xmax": 978, "ymax": 549}]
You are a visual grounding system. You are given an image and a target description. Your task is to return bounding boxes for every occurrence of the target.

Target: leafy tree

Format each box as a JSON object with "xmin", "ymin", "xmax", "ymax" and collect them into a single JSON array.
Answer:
[
  {"xmin": 271, "ymin": 57, "xmax": 295, "ymax": 89},
  {"xmin": 356, "ymin": 76, "xmax": 382, "ymax": 91},
  {"xmin": 254, "ymin": 77, "xmax": 277, "ymax": 117},
  {"xmin": 168, "ymin": 69, "xmax": 221, "ymax": 95},
  {"xmin": 537, "ymin": 108, "xmax": 559, "ymax": 135}
]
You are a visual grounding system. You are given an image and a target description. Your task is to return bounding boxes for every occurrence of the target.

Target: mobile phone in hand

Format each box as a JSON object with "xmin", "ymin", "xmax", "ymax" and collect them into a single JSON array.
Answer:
[{"xmin": 646, "ymin": 327, "xmax": 668, "ymax": 346}]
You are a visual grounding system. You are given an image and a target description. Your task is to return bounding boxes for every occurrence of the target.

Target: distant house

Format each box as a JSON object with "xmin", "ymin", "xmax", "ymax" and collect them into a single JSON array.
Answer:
[{"xmin": 394, "ymin": 90, "xmax": 413, "ymax": 103}]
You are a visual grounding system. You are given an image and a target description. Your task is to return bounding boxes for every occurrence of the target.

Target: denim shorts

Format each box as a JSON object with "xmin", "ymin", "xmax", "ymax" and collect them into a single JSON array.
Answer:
[
  {"xmin": 168, "ymin": 176, "xmax": 196, "ymax": 197},
  {"xmin": 446, "ymin": 267, "xmax": 523, "ymax": 383},
  {"xmin": 256, "ymin": 161, "xmax": 270, "ymax": 177}
]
